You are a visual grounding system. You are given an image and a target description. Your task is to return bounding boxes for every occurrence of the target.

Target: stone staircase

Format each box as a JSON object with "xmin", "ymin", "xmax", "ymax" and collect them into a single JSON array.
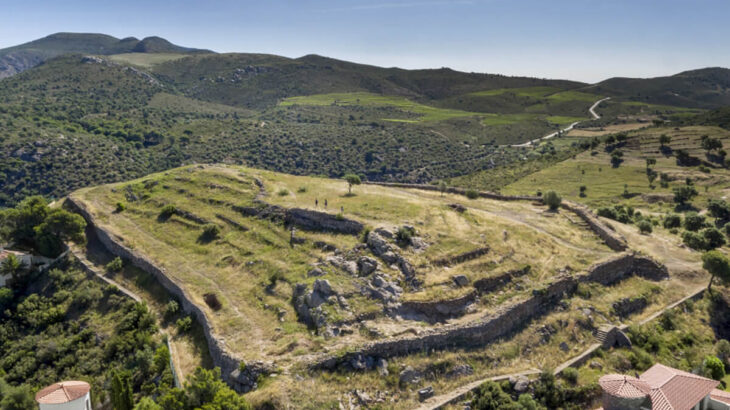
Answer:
[{"xmin": 595, "ymin": 326, "xmax": 611, "ymax": 345}]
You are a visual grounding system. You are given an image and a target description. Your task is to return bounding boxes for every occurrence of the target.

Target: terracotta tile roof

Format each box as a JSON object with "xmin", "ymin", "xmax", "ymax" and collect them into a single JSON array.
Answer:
[
  {"xmin": 712, "ymin": 389, "xmax": 730, "ymax": 405},
  {"xmin": 35, "ymin": 381, "xmax": 90, "ymax": 404},
  {"xmin": 599, "ymin": 374, "xmax": 651, "ymax": 398},
  {"xmin": 640, "ymin": 364, "xmax": 719, "ymax": 410}
]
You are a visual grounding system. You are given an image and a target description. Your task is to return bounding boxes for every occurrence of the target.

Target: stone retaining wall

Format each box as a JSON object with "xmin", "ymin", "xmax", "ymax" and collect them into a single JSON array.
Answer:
[
  {"xmin": 473, "ymin": 265, "xmax": 531, "ymax": 294},
  {"xmin": 432, "ymin": 247, "xmax": 490, "ymax": 267},
  {"xmin": 311, "ymin": 252, "xmax": 667, "ymax": 369},
  {"xmin": 65, "ymin": 197, "xmax": 269, "ymax": 393},
  {"xmin": 365, "ymin": 182, "xmax": 628, "ymax": 252},
  {"xmin": 560, "ymin": 201, "xmax": 627, "ymax": 251},
  {"xmin": 397, "ymin": 290, "xmax": 478, "ymax": 322}
]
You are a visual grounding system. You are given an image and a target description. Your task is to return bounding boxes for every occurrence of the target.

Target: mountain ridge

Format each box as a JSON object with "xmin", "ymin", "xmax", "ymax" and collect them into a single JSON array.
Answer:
[{"xmin": 0, "ymin": 32, "xmax": 211, "ymax": 78}]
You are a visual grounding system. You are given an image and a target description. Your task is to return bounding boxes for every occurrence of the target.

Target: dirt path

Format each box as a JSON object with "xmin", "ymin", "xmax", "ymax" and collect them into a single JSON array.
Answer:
[
  {"xmin": 414, "ymin": 369, "xmax": 541, "ymax": 410},
  {"xmin": 511, "ymin": 97, "xmax": 611, "ymax": 148}
]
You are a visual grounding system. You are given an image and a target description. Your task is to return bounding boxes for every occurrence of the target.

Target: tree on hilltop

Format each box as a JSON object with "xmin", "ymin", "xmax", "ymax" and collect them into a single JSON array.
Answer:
[{"xmin": 344, "ymin": 174, "xmax": 361, "ymax": 195}]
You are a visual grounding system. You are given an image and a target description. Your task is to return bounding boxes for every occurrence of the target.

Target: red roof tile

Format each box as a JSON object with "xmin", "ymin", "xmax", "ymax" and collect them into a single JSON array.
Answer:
[
  {"xmin": 640, "ymin": 364, "xmax": 719, "ymax": 410},
  {"xmin": 35, "ymin": 381, "xmax": 90, "ymax": 404},
  {"xmin": 599, "ymin": 374, "xmax": 651, "ymax": 398}
]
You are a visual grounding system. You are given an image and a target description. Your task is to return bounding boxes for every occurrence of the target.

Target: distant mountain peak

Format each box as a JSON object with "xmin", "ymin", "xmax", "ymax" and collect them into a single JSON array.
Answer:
[{"xmin": 0, "ymin": 32, "xmax": 211, "ymax": 79}]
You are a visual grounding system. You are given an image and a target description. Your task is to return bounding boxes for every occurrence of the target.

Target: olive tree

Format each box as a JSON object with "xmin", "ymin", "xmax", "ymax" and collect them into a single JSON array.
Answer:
[
  {"xmin": 702, "ymin": 250, "xmax": 730, "ymax": 292},
  {"xmin": 344, "ymin": 174, "xmax": 361, "ymax": 195},
  {"xmin": 543, "ymin": 191, "xmax": 562, "ymax": 211}
]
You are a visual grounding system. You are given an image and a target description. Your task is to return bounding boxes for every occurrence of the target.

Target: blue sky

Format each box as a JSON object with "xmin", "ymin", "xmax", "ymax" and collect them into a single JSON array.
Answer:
[{"xmin": 1, "ymin": 0, "xmax": 728, "ymax": 82}]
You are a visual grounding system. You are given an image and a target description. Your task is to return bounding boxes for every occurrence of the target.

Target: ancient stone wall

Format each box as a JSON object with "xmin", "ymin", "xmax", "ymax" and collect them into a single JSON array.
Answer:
[
  {"xmin": 473, "ymin": 265, "xmax": 531, "ymax": 294},
  {"xmin": 432, "ymin": 247, "xmax": 490, "ymax": 267},
  {"xmin": 560, "ymin": 201, "xmax": 627, "ymax": 251},
  {"xmin": 286, "ymin": 208, "xmax": 364, "ymax": 234},
  {"xmin": 311, "ymin": 252, "xmax": 668, "ymax": 369},
  {"xmin": 397, "ymin": 290, "xmax": 478, "ymax": 322},
  {"xmin": 65, "ymin": 197, "xmax": 268, "ymax": 393}
]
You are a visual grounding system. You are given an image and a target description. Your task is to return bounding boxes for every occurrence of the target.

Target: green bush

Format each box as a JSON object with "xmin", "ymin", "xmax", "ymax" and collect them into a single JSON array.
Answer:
[
  {"xmin": 683, "ymin": 212, "xmax": 707, "ymax": 231},
  {"xmin": 201, "ymin": 224, "xmax": 220, "ymax": 241},
  {"xmin": 164, "ymin": 300, "xmax": 179, "ymax": 319},
  {"xmin": 465, "ymin": 189, "xmax": 479, "ymax": 199},
  {"xmin": 277, "ymin": 189, "xmax": 289, "ymax": 196},
  {"xmin": 543, "ymin": 190, "xmax": 561, "ymax": 210},
  {"xmin": 663, "ymin": 213, "xmax": 682, "ymax": 229},
  {"xmin": 683, "ymin": 230, "xmax": 708, "ymax": 251},
  {"xmin": 702, "ymin": 356, "xmax": 726, "ymax": 380},
  {"xmin": 160, "ymin": 204, "xmax": 176, "ymax": 218},
  {"xmin": 106, "ymin": 257, "xmax": 124, "ymax": 273},
  {"xmin": 562, "ymin": 367, "xmax": 579, "ymax": 384},
  {"xmin": 637, "ymin": 220, "xmax": 652, "ymax": 234},
  {"xmin": 716, "ymin": 339, "xmax": 730, "ymax": 364},
  {"xmin": 296, "ymin": 186, "xmax": 307, "ymax": 193},
  {"xmin": 703, "ymin": 227, "xmax": 727, "ymax": 250},
  {"xmin": 396, "ymin": 226, "xmax": 414, "ymax": 244},
  {"xmin": 115, "ymin": 202, "xmax": 126, "ymax": 212},
  {"xmin": 176, "ymin": 316, "xmax": 192, "ymax": 333}
]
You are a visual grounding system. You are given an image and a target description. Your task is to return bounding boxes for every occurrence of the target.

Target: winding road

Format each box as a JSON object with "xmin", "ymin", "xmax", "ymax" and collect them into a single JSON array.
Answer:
[{"xmin": 511, "ymin": 97, "xmax": 611, "ymax": 148}]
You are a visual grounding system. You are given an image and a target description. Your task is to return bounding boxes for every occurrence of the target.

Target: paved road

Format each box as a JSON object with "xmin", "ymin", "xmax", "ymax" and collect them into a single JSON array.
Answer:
[{"xmin": 511, "ymin": 97, "xmax": 611, "ymax": 148}]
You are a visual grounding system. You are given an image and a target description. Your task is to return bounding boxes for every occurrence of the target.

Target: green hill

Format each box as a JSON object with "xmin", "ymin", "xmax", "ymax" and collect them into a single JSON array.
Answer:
[
  {"xmin": 589, "ymin": 67, "xmax": 730, "ymax": 108},
  {"xmin": 0, "ymin": 32, "xmax": 210, "ymax": 78}
]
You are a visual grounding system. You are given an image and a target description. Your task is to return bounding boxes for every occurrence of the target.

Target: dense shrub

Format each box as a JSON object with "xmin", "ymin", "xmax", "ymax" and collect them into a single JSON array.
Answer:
[
  {"xmin": 543, "ymin": 191, "xmax": 561, "ymax": 210},
  {"xmin": 702, "ymin": 356, "xmax": 726, "ymax": 380},
  {"xmin": 663, "ymin": 213, "xmax": 682, "ymax": 229},
  {"xmin": 683, "ymin": 212, "xmax": 707, "ymax": 231},
  {"xmin": 563, "ymin": 367, "xmax": 579, "ymax": 384},
  {"xmin": 703, "ymin": 227, "xmax": 727, "ymax": 250},
  {"xmin": 160, "ymin": 204, "xmax": 176, "ymax": 218},
  {"xmin": 465, "ymin": 189, "xmax": 479, "ymax": 199},
  {"xmin": 200, "ymin": 224, "xmax": 220, "ymax": 241},
  {"xmin": 638, "ymin": 220, "xmax": 653, "ymax": 234},
  {"xmin": 683, "ymin": 231, "xmax": 708, "ymax": 251},
  {"xmin": 176, "ymin": 316, "xmax": 192, "ymax": 333},
  {"xmin": 106, "ymin": 257, "xmax": 124, "ymax": 273},
  {"xmin": 673, "ymin": 185, "xmax": 698, "ymax": 205}
]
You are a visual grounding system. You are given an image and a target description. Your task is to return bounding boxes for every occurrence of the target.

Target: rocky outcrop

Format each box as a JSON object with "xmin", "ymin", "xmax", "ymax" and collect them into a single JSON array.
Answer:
[
  {"xmin": 364, "ymin": 273, "xmax": 403, "ymax": 304},
  {"xmin": 292, "ymin": 279, "xmax": 350, "ymax": 337},
  {"xmin": 65, "ymin": 197, "xmax": 271, "ymax": 393},
  {"xmin": 367, "ymin": 231, "xmax": 420, "ymax": 288}
]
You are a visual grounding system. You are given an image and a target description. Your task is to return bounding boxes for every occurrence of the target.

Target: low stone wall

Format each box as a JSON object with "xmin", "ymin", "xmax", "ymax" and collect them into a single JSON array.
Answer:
[
  {"xmin": 365, "ymin": 182, "xmax": 538, "ymax": 202},
  {"xmin": 432, "ymin": 247, "xmax": 490, "ymax": 267},
  {"xmin": 581, "ymin": 252, "xmax": 668, "ymax": 285},
  {"xmin": 232, "ymin": 203, "xmax": 363, "ymax": 235},
  {"xmin": 560, "ymin": 201, "xmax": 627, "ymax": 251},
  {"xmin": 285, "ymin": 208, "xmax": 364, "ymax": 235},
  {"xmin": 311, "ymin": 251, "xmax": 668, "ymax": 369},
  {"xmin": 473, "ymin": 265, "xmax": 531, "ymax": 294},
  {"xmin": 397, "ymin": 290, "xmax": 478, "ymax": 322},
  {"xmin": 65, "ymin": 197, "xmax": 269, "ymax": 393},
  {"xmin": 314, "ymin": 276, "xmax": 577, "ymax": 369},
  {"xmin": 365, "ymin": 182, "xmax": 627, "ymax": 252}
]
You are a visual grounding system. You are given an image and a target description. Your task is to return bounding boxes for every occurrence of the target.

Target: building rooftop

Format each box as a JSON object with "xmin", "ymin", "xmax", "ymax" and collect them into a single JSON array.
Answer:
[
  {"xmin": 641, "ymin": 364, "xmax": 720, "ymax": 410},
  {"xmin": 35, "ymin": 381, "xmax": 90, "ymax": 404},
  {"xmin": 599, "ymin": 374, "xmax": 651, "ymax": 398}
]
